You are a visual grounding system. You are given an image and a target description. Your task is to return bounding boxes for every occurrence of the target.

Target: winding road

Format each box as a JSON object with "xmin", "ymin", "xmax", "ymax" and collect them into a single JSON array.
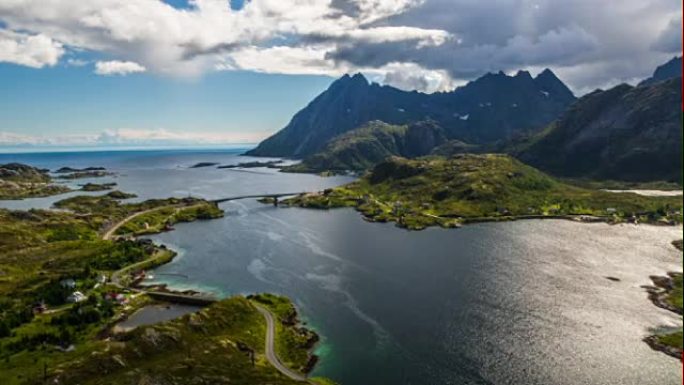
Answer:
[
  {"xmin": 102, "ymin": 203, "xmax": 199, "ymax": 240},
  {"xmin": 254, "ymin": 304, "xmax": 309, "ymax": 382},
  {"xmin": 104, "ymin": 202, "xmax": 310, "ymax": 382}
]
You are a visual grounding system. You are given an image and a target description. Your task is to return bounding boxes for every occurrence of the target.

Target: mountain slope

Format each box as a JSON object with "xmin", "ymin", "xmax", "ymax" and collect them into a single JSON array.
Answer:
[
  {"xmin": 639, "ymin": 56, "xmax": 682, "ymax": 86},
  {"xmin": 247, "ymin": 70, "xmax": 575, "ymax": 158},
  {"xmin": 510, "ymin": 77, "xmax": 682, "ymax": 183},
  {"xmin": 285, "ymin": 120, "xmax": 449, "ymax": 172}
]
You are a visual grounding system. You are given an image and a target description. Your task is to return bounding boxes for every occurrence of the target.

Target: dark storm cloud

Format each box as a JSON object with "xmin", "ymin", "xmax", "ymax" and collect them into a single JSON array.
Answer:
[
  {"xmin": 652, "ymin": 16, "xmax": 682, "ymax": 53},
  {"xmin": 327, "ymin": 0, "xmax": 682, "ymax": 93}
]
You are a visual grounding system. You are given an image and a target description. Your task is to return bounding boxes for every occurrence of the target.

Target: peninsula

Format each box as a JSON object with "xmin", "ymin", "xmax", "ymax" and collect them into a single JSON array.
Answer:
[
  {"xmin": 0, "ymin": 188, "xmax": 330, "ymax": 384},
  {"xmin": 283, "ymin": 154, "xmax": 682, "ymax": 230}
]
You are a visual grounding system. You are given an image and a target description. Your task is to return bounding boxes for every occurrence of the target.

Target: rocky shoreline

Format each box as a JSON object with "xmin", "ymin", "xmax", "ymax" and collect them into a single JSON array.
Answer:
[
  {"xmin": 248, "ymin": 293, "xmax": 321, "ymax": 374},
  {"xmin": 643, "ymin": 335, "xmax": 682, "ymax": 359},
  {"xmin": 114, "ymin": 223, "xmax": 323, "ymax": 376},
  {"xmin": 644, "ymin": 273, "xmax": 683, "ymax": 315},
  {"xmin": 641, "ymin": 240, "xmax": 683, "ymax": 360}
]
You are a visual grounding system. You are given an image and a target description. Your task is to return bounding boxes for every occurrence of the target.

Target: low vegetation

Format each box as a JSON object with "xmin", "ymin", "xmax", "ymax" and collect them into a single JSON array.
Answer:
[
  {"xmin": 284, "ymin": 120, "xmax": 449, "ymax": 173},
  {"xmin": 250, "ymin": 293, "xmax": 319, "ymax": 374},
  {"xmin": 8, "ymin": 297, "xmax": 312, "ymax": 385},
  {"xmin": 0, "ymin": 206, "xmax": 159, "ymax": 381},
  {"xmin": 0, "ymin": 163, "xmax": 70, "ymax": 200},
  {"xmin": 285, "ymin": 154, "xmax": 682, "ymax": 230},
  {"xmin": 0, "ymin": 189, "xmax": 330, "ymax": 384},
  {"xmin": 53, "ymin": 194, "xmax": 219, "ymax": 234},
  {"xmin": 656, "ymin": 331, "xmax": 683, "ymax": 351},
  {"xmin": 114, "ymin": 201, "xmax": 224, "ymax": 237}
]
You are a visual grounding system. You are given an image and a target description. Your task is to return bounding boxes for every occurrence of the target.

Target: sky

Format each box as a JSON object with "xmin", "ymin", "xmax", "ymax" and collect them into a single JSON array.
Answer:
[{"xmin": 0, "ymin": 0, "xmax": 680, "ymax": 148}]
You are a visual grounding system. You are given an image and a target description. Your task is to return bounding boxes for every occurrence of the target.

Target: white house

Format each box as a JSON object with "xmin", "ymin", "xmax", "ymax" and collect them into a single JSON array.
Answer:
[{"xmin": 67, "ymin": 291, "xmax": 87, "ymax": 303}]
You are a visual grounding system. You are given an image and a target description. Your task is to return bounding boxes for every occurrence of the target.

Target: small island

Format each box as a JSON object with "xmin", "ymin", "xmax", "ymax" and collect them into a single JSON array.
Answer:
[
  {"xmin": 57, "ymin": 170, "xmax": 112, "ymax": 179},
  {"xmin": 106, "ymin": 190, "xmax": 138, "ymax": 200},
  {"xmin": 219, "ymin": 160, "xmax": 285, "ymax": 169},
  {"xmin": 55, "ymin": 166, "xmax": 107, "ymax": 174},
  {"xmin": 0, "ymin": 163, "xmax": 71, "ymax": 200},
  {"xmin": 190, "ymin": 162, "xmax": 220, "ymax": 168},
  {"xmin": 80, "ymin": 182, "xmax": 117, "ymax": 191}
]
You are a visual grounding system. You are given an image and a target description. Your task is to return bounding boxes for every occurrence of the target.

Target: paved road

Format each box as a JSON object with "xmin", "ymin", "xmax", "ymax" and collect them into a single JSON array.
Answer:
[
  {"xmin": 254, "ymin": 304, "xmax": 309, "ymax": 382},
  {"xmin": 102, "ymin": 204, "xmax": 198, "ymax": 240},
  {"xmin": 102, "ymin": 207, "xmax": 164, "ymax": 240}
]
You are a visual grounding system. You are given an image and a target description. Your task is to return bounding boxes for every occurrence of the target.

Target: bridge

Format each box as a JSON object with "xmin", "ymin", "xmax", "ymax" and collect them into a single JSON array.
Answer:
[
  {"xmin": 211, "ymin": 192, "xmax": 307, "ymax": 205},
  {"xmin": 146, "ymin": 291, "xmax": 217, "ymax": 306}
]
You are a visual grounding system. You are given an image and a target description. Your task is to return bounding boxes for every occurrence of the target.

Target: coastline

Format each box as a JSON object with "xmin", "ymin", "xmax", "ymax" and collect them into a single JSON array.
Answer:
[
  {"xmin": 110, "ymin": 208, "xmax": 323, "ymax": 379},
  {"xmin": 277, "ymin": 195, "xmax": 681, "ymax": 231}
]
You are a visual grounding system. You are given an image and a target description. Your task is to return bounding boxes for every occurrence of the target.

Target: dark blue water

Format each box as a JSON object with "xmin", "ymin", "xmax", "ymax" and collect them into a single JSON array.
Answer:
[{"xmin": 1, "ymin": 149, "xmax": 681, "ymax": 385}]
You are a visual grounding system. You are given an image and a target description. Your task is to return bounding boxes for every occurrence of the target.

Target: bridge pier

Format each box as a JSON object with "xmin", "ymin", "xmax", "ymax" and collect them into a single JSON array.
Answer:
[{"xmin": 273, "ymin": 197, "xmax": 278, "ymax": 207}]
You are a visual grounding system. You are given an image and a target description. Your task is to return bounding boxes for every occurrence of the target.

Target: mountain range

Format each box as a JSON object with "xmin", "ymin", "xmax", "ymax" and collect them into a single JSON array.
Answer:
[
  {"xmin": 247, "ymin": 69, "xmax": 575, "ymax": 158},
  {"xmin": 250, "ymin": 57, "xmax": 682, "ymax": 184}
]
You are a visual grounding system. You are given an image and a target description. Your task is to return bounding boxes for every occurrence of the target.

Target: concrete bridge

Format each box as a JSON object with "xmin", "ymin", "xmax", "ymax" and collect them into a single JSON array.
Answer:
[
  {"xmin": 146, "ymin": 291, "xmax": 218, "ymax": 306},
  {"xmin": 212, "ymin": 192, "xmax": 307, "ymax": 205}
]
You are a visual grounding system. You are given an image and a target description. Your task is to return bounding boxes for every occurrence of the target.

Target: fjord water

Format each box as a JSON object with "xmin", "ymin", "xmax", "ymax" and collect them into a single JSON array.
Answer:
[{"xmin": 1, "ymin": 149, "xmax": 681, "ymax": 385}]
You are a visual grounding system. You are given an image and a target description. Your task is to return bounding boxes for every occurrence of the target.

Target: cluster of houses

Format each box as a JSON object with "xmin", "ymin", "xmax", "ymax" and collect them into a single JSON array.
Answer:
[
  {"xmin": 47, "ymin": 274, "xmax": 128, "ymax": 308},
  {"xmin": 59, "ymin": 278, "xmax": 86, "ymax": 304},
  {"xmin": 59, "ymin": 275, "xmax": 108, "ymax": 304},
  {"xmin": 103, "ymin": 292, "xmax": 129, "ymax": 305}
]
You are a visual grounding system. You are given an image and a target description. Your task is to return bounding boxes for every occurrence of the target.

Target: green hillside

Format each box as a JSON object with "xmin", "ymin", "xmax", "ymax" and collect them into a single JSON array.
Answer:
[
  {"xmin": 285, "ymin": 120, "xmax": 448, "ymax": 173},
  {"xmin": 285, "ymin": 154, "xmax": 682, "ymax": 230}
]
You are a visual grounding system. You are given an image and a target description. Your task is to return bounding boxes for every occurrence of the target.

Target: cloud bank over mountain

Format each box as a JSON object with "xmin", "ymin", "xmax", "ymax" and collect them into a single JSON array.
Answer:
[{"xmin": 0, "ymin": 0, "xmax": 679, "ymax": 93}]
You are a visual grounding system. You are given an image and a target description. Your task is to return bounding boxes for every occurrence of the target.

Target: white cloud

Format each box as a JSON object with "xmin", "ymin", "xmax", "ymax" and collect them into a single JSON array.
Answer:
[
  {"xmin": 0, "ymin": 0, "xmax": 678, "ymax": 92},
  {"xmin": 0, "ymin": 0, "xmax": 448, "ymax": 78},
  {"xmin": 223, "ymin": 46, "xmax": 455, "ymax": 92},
  {"xmin": 66, "ymin": 58, "xmax": 88, "ymax": 67},
  {"xmin": 96, "ymin": 128, "xmax": 264, "ymax": 145},
  {"xmin": 0, "ymin": 30, "xmax": 63, "ymax": 68},
  {"xmin": 365, "ymin": 62, "xmax": 456, "ymax": 92},
  {"xmin": 94, "ymin": 60, "xmax": 146, "ymax": 75},
  {"xmin": 651, "ymin": 15, "xmax": 682, "ymax": 53},
  {"xmin": 0, "ymin": 128, "xmax": 267, "ymax": 148},
  {"xmin": 351, "ymin": 0, "xmax": 425, "ymax": 24}
]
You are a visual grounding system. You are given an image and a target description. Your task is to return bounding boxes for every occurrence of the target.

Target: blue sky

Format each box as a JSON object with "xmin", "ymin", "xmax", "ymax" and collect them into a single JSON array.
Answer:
[
  {"xmin": 0, "ymin": 60, "xmax": 333, "ymax": 145},
  {"xmin": 0, "ymin": 0, "xmax": 679, "ymax": 148}
]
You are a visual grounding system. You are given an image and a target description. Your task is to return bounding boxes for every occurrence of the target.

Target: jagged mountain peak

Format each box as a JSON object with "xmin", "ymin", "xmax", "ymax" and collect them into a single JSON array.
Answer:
[
  {"xmin": 514, "ymin": 70, "xmax": 533, "ymax": 79},
  {"xmin": 247, "ymin": 67, "xmax": 577, "ymax": 158},
  {"xmin": 331, "ymin": 72, "xmax": 369, "ymax": 89},
  {"xmin": 533, "ymin": 68, "xmax": 575, "ymax": 100},
  {"xmin": 639, "ymin": 56, "xmax": 681, "ymax": 86}
]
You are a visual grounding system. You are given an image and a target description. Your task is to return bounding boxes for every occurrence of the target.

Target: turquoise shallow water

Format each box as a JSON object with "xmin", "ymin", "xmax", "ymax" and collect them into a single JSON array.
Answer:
[{"xmin": 2, "ymin": 149, "xmax": 681, "ymax": 385}]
